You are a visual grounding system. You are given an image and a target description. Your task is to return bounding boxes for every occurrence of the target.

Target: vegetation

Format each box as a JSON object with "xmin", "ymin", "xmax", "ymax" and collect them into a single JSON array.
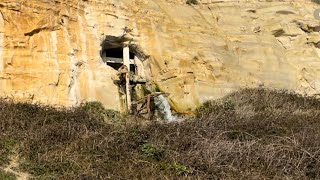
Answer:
[
  {"xmin": 81, "ymin": 101, "xmax": 125, "ymax": 123},
  {"xmin": 0, "ymin": 88, "xmax": 320, "ymax": 179},
  {"xmin": 0, "ymin": 139, "xmax": 16, "ymax": 165},
  {"xmin": 141, "ymin": 143, "xmax": 163, "ymax": 160},
  {"xmin": 0, "ymin": 170, "xmax": 16, "ymax": 180},
  {"xmin": 153, "ymin": 83, "xmax": 161, "ymax": 92}
]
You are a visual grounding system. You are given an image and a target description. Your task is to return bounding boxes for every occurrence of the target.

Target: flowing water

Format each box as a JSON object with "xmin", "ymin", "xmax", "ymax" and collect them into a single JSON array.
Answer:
[{"xmin": 154, "ymin": 94, "xmax": 177, "ymax": 122}]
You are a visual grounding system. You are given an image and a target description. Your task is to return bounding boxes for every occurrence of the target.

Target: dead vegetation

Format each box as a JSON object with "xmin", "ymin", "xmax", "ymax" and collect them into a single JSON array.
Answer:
[{"xmin": 0, "ymin": 88, "xmax": 320, "ymax": 179}]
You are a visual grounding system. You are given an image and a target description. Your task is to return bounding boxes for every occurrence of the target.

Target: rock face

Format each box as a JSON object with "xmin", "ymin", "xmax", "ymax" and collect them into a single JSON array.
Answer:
[{"xmin": 0, "ymin": 0, "xmax": 319, "ymax": 113}]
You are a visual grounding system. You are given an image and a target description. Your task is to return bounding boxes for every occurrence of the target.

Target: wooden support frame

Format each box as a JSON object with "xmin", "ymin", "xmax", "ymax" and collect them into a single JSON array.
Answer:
[{"xmin": 132, "ymin": 92, "xmax": 169, "ymax": 119}]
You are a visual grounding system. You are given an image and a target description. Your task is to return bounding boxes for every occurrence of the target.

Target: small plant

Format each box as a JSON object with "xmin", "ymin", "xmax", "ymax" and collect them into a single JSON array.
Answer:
[
  {"xmin": 141, "ymin": 143, "xmax": 163, "ymax": 160},
  {"xmin": 154, "ymin": 84, "xmax": 161, "ymax": 92},
  {"xmin": 81, "ymin": 101, "xmax": 105, "ymax": 112},
  {"xmin": 171, "ymin": 162, "xmax": 193, "ymax": 176},
  {"xmin": 103, "ymin": 109, "xmax": 124, "ymax": 123},
  {"xmin": 81, "ymin": 101, "xmax": 124, "ymax": 123},
  {"xmin": 186, "ymin": 0, "xmax": 198, "ymax": 5},
  {"xmin": 0, "ymin": 139, "xmax": 17, "ymax": 165},
  {"xmin": 130, "ymin": 127, "xmax": 148, "ymax": 144},
  {"xmin": 156, "ymin": 162, "xmax": 192, "ymax": 176},
  {"xmin": 0, "ymin": 170, "xmax": 16, "ymax": 180},
  {"xmin": 223, "ymin": 99, "xmax": 235, "ymax": 110},
  {"xmin": 195, "ymin": 101, "xmax": 214, "ymax": 118},
  {"xmin": 2, "ymin": 139, "xmax": 17, "ymax": 152}
]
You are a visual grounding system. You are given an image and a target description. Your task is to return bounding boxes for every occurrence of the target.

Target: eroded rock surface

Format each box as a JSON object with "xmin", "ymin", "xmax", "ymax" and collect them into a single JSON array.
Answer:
[{"xmin": 0, "ymin": 0, "xmax": 319, "ymax": 112}]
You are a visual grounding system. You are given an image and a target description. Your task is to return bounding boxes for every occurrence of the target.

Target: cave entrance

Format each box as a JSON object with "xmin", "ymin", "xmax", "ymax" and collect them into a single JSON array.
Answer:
[
  {"xmin": 100, "ymin": 35, "xmax": 149, "ymax": 114},
  {"xmin": 102, "ymin": 47, "xmax": 136, "ymax": 73}
]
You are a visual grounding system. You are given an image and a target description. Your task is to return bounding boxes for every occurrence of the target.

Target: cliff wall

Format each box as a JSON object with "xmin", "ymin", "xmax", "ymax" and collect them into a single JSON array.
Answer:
[{"xmin": 0, "ymin": 0, "xmax": 319, "ymax": 112}]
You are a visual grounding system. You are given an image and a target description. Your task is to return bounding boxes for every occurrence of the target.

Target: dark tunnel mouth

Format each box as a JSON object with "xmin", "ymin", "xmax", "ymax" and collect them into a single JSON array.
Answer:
[
  {"xmin": 100, "ymin": 35, "xmax": 150, "ymax": 74},
  {"xmin": 101, "ymin": 46, "xmax": 136, "ymax": 72},
  {"xmin": 103, "ymin": 47, "xmax": 135, "ymax": 59},
  {"xmin": 106, "ymin": 62, "xmax": 123, "ymax": 71},
  {"xmin": 100, "ymin": 35, "xmax": 150, "ymax": 61}
]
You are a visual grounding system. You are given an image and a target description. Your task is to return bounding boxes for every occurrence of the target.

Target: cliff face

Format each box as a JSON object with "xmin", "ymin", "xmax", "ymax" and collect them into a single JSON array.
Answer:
[{"xmin": 0, "ymin": 0, "xmax": 319, "ymax": 112}]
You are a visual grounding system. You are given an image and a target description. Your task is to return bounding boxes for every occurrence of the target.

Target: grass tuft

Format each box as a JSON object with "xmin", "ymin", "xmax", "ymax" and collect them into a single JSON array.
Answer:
[
  {"xmin": 141, "ymin": 143, "xmax": 163, "ymax": 160},
  {"xmin": 0, "ymin": 170, "xmax": 16, "ymax": 180}
]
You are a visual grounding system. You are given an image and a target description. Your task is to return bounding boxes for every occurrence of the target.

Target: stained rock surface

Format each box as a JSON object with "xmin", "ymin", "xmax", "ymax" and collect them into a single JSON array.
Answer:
[{"xmin": 0, "ymin": 0, "xmax": 319, "ymax": 112}]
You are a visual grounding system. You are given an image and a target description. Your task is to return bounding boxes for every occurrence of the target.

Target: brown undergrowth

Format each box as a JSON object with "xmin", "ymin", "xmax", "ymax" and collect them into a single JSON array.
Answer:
[{"xmin": 0, "ymin": 88, "xmax": 320, "ymax": 179}]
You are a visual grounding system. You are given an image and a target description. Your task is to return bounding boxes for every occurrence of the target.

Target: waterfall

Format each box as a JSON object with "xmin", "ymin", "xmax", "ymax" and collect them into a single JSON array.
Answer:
[{"xmin": 154, "ymin": 95, "xmax": 177, "ymax": 122}]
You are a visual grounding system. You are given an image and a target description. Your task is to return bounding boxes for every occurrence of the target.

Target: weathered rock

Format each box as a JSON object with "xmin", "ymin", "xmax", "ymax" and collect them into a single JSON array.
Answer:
[{"xmin": 0, "ymin": 0, "xmax": 319, "ymax": 113}]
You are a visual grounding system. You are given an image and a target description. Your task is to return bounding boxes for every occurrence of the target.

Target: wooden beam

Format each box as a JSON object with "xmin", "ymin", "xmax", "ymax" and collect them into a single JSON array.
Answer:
[
  {"xmin": 123, "ymin": 46, "xmax": 132, "ymax": 113},
  {"xmin": 147, "ymin": 94, "xmax": 151, "ymax": 119},
  {"xmin": 131, "ymin": 92, "xmax": 169, "ymax": 105}
]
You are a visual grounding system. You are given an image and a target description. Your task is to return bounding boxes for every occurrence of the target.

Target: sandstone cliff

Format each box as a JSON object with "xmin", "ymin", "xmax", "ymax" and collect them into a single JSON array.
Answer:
[{"xmin": 0, "ymin": 0, "xmax": 319, "ymax": 113}]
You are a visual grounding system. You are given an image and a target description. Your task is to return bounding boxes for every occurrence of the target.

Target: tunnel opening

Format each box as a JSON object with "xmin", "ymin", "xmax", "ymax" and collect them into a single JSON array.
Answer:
[
  {"xmin": 102, "ymin": 47, "xmax": 136, "ymax": 73},
  {"xmin": 100, "ymin": 35, "xmax": 151, "ymax": 114},
  {"xmin": 103, "ymin": 47, "xmax": 135, "ymax": 59},
  {"xmin": 99, "ymin": 34, "xmax": 177, "ymax": 119}
]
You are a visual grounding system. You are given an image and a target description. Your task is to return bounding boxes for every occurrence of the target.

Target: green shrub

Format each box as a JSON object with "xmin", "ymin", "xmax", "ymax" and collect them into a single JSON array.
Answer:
[
  {"xmin": 195, "ymin": 98, "xmax": 235, "ymax": 118},
  {"xmin": 81, "ymin": 101, "xmax": 104, "ymax": 112},
  {"xmin": 223, "ymin": 99, "xmax": 235, "ymax": 110},
  {"xmin": 154, "ymin": 84, "xmax": 161, "ymax": 92},
  {"xmin": 0, "ymin": 139, "xmax": 17, "ymax": 165},
  {"xmin": 0, "ymin": 170, "xmax": 16, "ymax": 180},
  {"xmin": 81, "ymin": 101, "xmax": 124, "ymax": 123},
  {"xmin": 104, "ymin": 109, "xmax": 124, "ymax": 123},
  {"xmin": 156, "ymin": 162, "xmax": 192, "ymax": 176},
  {"xmin": 171, "ymin": 162, "xmax": 193, "ymax": 176},
  {"xmin": 130, "ymin": 128, "xmax": 145, "ymax": 143},
  {"xmin": 141, "ymin": 143, "xmax": 163, "ymax": 160}
]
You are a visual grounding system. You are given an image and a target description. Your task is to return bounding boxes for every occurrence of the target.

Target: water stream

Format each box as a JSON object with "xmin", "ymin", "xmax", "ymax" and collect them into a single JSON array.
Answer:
[{"xmin": 154, "ymin": 94, "xmax": 177, "ymax": 122}]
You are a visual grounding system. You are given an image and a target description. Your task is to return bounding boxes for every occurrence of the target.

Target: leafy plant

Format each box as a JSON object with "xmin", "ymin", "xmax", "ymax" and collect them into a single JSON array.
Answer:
[
  {"xmin": 104, "ymin": 109, "xmax": 125, "ymax": 123},
  {"xmin": 0, "ymin": 170, "xmax": 16, "ymax": 180},
  {"xmin": 81, "ymin": 101, "xmax": 124, "ymax": 123},
  {"xmin": 0, "ymin": 139, "xmax": 17, "ymax": 165},
  {"xmin": 154, "ymin": 84, "xmax": 161, "ymax": 92},
  {"xmin": 81, "ymin": 101, "xmax": 105, "ymax": 112},
  {"xmin": 223, "ymin": 99, "xmax": 235, "ymax": 110},
  {"xmin": 156, "ymin": 162, "xmax": 192, "ymax": 176},
  {"xmin": 171, "ymin": 162, "xmax": 193, "ymax": 175},
  {"xmin": 141, "ymin": 143, "xmax": 163, "ymax": 160}
]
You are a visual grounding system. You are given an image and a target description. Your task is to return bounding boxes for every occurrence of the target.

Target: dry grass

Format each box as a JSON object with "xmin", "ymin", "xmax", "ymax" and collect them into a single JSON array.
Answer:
[{"xmin": 0, "ymin": 88, "xmax": 320, "ymax": 179}]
